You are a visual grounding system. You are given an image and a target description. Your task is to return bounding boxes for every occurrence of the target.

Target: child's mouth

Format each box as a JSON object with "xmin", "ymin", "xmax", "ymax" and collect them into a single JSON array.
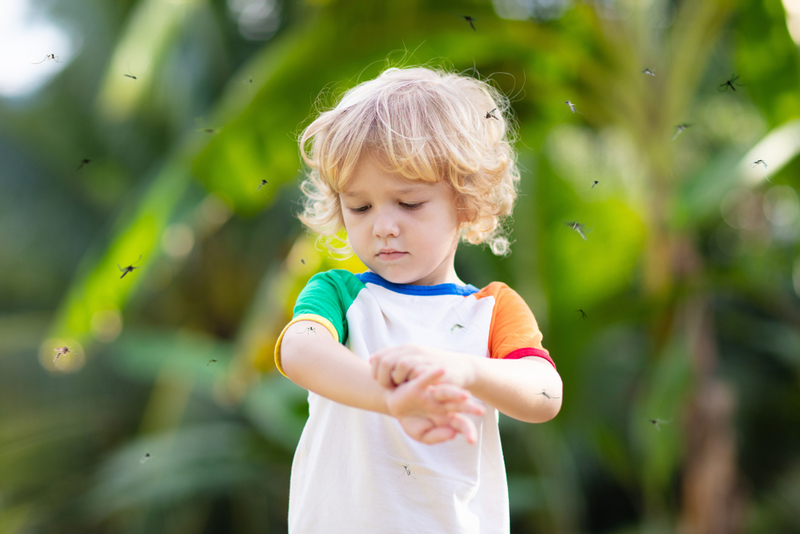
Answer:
[{"xmin": 377, "ymin": 250, "xmax": 407, "ymax": 261}]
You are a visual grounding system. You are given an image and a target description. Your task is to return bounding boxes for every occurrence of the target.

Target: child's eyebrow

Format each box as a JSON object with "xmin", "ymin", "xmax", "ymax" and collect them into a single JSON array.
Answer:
[{"xmin": 341, "ymin": 185, "xmax": 432, "ymax": 198}]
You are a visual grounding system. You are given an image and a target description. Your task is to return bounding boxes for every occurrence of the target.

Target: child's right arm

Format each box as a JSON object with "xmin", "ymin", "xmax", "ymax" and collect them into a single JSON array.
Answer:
[{"xmin": 279, "ymin": 320, "xmax": 485, "ymax": 444}]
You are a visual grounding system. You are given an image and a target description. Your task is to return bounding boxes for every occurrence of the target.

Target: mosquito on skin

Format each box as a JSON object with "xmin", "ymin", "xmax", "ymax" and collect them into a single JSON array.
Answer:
[
  {"xmin": 537, "ymin": 389, "xmax": 560, "ymax": 400},
  {"xmin": 463, "ymin": 15, "xmax": 476, "ymax": 31},
  {"xmin": 32, "ymin": 54, "xmax": 60, "ymax": 64},
  {"xmin": 565, "ymin": 221, "xmax": 589, "ymax": 241},
  {"xmin": 672, "ymin": 123, "xmax": 691, "ymax": 141},
  {"xmin": 77, "ymin": 159, "xmax": 91, "ymax": 171},
  {"xmin": 118, "ymin": 255, "xmax": 142, "ymax": 279},
  {"xmin": 297, "ymin": 326, "xmax": 317, "ymax": 335},
  {"xmin": 54, "ymin": 346, "xmax": 72, "ymax": 363},
  {"xmin": 718, "ymin": 74, "xmax": 744, "ymax": 92}
]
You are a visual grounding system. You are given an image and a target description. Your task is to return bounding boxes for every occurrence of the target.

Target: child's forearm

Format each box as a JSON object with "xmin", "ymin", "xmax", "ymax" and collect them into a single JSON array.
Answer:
[
  {"xmin": 280, "ymin": 327, "xmax": 391, "ymax": 415},
  {"xmin": 468, "ymin": 357, "xmax": 562, "ymax": 423}
]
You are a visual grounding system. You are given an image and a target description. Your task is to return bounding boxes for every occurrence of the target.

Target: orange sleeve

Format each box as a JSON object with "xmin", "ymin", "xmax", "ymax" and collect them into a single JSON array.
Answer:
[{"xmin": 475, "ymin": 282, "xmax": 555, "ymax": 368}]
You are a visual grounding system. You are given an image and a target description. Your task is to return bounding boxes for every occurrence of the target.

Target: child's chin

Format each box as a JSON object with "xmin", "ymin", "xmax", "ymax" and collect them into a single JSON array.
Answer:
[{"xmin": 372, "ymin": 268, "xmax": 419, "ymax": 285}]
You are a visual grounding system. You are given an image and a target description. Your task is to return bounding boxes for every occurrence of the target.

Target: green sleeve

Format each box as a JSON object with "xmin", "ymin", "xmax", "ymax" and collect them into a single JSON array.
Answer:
[{"xmin": 293, "ymin": 269, "xmax": 365, "ymax": 345}]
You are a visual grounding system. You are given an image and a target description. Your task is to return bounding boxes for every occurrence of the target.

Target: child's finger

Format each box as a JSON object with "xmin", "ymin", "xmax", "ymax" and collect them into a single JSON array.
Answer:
[
  {"xmin": 429, "ymin": 385, "xmax": 485, "ymax": 413},
  {"xmin": 392, "ymin": 358, "xmax": 429, "ymax": 385},
  {"xmin": 373, "ymin": 355, "xmax": 401, "ymax": 388},
  {"xmin": 419, "ymin": 425, "xmax": 457, "ymax": 445},
  {"xmin": 429, "ymin": 383, "xmax": 468, "ymax": 400},
  {"xmin": 446, "ymin": 400, "xmax": 485, "ymax": 416},
  {"xmin": 447, "ymin": 413, "xmax": 479, "ymax": 444},
  {"xmin": 410, "ymin": 367, "xmax": 446, "ymax": 391},
  {"xmin": 438, "ymin": 401, "xmax": 483, "ymax": 416},
  {"xmin": 369, "ymin": 354, "xmax": 380, "ymax": 380}
]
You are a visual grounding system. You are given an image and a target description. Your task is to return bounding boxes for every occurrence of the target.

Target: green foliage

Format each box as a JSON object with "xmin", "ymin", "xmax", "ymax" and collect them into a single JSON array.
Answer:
[{"xmin": 2, "ymin": 0, "xmax": 800, "ymax": 532}]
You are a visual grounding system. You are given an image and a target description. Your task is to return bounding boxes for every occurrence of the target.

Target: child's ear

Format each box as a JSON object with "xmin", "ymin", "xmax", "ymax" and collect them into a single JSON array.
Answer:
[
  {"xmin": 450, "ymin": 189, "xmax": 469, "ymax": 223},
  {"xmin": 454, "ymin": 199, "xmax": 476, "ymax": 225}
]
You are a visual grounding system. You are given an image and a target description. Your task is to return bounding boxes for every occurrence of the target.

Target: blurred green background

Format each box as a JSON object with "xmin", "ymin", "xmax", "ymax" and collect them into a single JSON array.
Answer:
[{"xmin": 2, "ymin": 0, "xmax": 800, "ymax": 532}]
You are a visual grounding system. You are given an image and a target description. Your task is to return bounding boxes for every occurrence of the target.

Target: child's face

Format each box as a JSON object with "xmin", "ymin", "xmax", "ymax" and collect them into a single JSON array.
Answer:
[{"xmin": 340, "ymin": 155, "xmax": 462, "ymax": 286}]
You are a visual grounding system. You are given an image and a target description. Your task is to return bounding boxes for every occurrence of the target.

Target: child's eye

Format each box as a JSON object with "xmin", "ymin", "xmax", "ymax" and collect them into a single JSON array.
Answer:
[
  {"xmin": 349, "ymin": 205, "xmax": 370, "ymax": 213},
  {"xmin": 400, "ymin": 202, "xmax": 423, "ymax": 210}
]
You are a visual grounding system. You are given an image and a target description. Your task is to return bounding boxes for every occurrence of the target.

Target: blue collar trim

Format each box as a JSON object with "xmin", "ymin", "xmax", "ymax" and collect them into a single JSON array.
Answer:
[{"xmin": 356, "ymin": 271, "xmax": 478, "ymax": 296}]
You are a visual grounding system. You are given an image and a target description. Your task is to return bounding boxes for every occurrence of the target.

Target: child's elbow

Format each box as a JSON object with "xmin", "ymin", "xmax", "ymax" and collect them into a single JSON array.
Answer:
[
  {"xmin": 537, "ymin": 397, "xmax": 562, "ymax": 423},
  {"xmin": 278, "ymin": 333, "xmax": 305, "ymax": 381}
]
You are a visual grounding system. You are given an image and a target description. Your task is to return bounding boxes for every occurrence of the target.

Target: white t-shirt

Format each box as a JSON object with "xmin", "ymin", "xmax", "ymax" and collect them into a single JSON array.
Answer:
[{"xmin": 274, "ymin": 270, "xmax": 553, "ymax": 534}]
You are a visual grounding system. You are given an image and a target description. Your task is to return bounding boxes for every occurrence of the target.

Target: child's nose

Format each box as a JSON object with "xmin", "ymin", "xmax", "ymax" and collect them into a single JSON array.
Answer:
[{"xmin": 372, "ymin": 208, "xmax": 400, "ymax": 238}]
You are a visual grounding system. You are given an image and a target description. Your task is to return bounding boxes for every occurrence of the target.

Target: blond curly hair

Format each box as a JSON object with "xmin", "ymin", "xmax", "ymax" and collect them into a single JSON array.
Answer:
[{"xmin": 298, "ymin": 66, "xmax": 520, "ymax": 256}]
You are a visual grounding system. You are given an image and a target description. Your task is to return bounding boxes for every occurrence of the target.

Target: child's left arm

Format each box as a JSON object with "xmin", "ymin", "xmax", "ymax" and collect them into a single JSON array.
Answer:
[{"xmin": 371, "ymin": 345, "xmax": 562, "ymax": 424}]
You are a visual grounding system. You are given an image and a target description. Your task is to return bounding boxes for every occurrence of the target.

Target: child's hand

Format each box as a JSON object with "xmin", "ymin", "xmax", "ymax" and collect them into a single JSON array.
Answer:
[
  {"xmin": 386, "ymin": 367, "xmax": 484, "ymax": 445},
  {"xmin": 371, "ymin": 344, "xmax": 476, "ymax": 389}
]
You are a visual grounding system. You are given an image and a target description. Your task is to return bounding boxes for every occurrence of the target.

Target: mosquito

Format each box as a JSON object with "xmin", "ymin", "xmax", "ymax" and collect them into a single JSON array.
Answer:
[
  {"xmin": 672, "ymin": 123, "xmax": 691, "ymax": 141},
  {"xmin": 77, "ymin": 159, "xmax": 91, "ymax": 171},
  {"xmin": 194, "ymin": 117, "xmax": 218, "ymax": 134},
  {"xmin": 565, "ymin": 221, "xmax": 588, "ymax": 241},
  {"xmin": 576, "ymin": 309, "xmax": 587, "ymax": 319},
  {"xmin": 648, "ymin": 418, "xmax": 671, "ymax": 431},
  {"xmin": 123, "ymin": 63, "xmax": 137, "ymax": 80},
  {"xmin": 450, "ymin": 323, "xmax": 465, "ymax": 334},
  {"xmin": 240, "ymin": 75, "xmax": 255, "ymax": 95},
  {"xmin": 297, "ymin": 326, "xmax": 317, "ymax": 335},
  {"xmin": 537, "ymin": 389, "xmax": 561, "ymax": 400},
  {"xmin": 397, "ymin": 464, "xmax": 416, "ymax": 478},
  {"xmin": 485, "ymin": 108, "xmax": 499, "ymax": 120},
  {"xmin": 752, "ymin": 159, "xmax": 767, "ymax": 170},
  {"xmin": 258, "ymin": 179, "xmax": 268, "ymax": 190},
  {"xmin": 718, "ymin": 74, "xmax": 744, "ymax": 92},
  {"xmin": 207, "ymin": 359, "xmax": 218, "ymax": 366},
  {"xmin": 54, "ymin": 346, "xmax": 72, "ymax": 363},
  {"xmin": 564, "ymin": 100, "xmax": 578, "ymax": 114},
  {"xmin": 300, "ymin": 258, "xmax": 306, "ymax": 265},
  {"xmin": 140, "ymin": 453, "xmax": 151, "ymax": 464},
  {"xmin": 463, "ymin": 15, "xmax": 476, "ymax": 31},
  {"xmin": 591, "ymin": 181, "xmax": 599, "ymax": 189},
  {"xmin": 118, "ymin": 255, "xmax": 143, "ymax": 279},
  {"xmin": 32, "ymin": 54, "xmax": 60, "ymax": 64},
  {"xmin": 642, "ymin": 68, "xmax": 656, "ymax": 76}
]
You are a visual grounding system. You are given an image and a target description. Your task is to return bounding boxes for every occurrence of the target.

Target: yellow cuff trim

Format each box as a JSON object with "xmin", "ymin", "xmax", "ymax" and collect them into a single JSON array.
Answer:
[{"xmin": 274, "ymin": 314, "xmax": 340, "ymax": 377}]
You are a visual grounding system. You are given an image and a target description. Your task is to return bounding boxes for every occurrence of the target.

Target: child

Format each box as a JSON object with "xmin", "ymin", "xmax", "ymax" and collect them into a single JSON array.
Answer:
[{"xmin": 275, "ymin": 67, "xmax": 562, "ymax": 534}]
